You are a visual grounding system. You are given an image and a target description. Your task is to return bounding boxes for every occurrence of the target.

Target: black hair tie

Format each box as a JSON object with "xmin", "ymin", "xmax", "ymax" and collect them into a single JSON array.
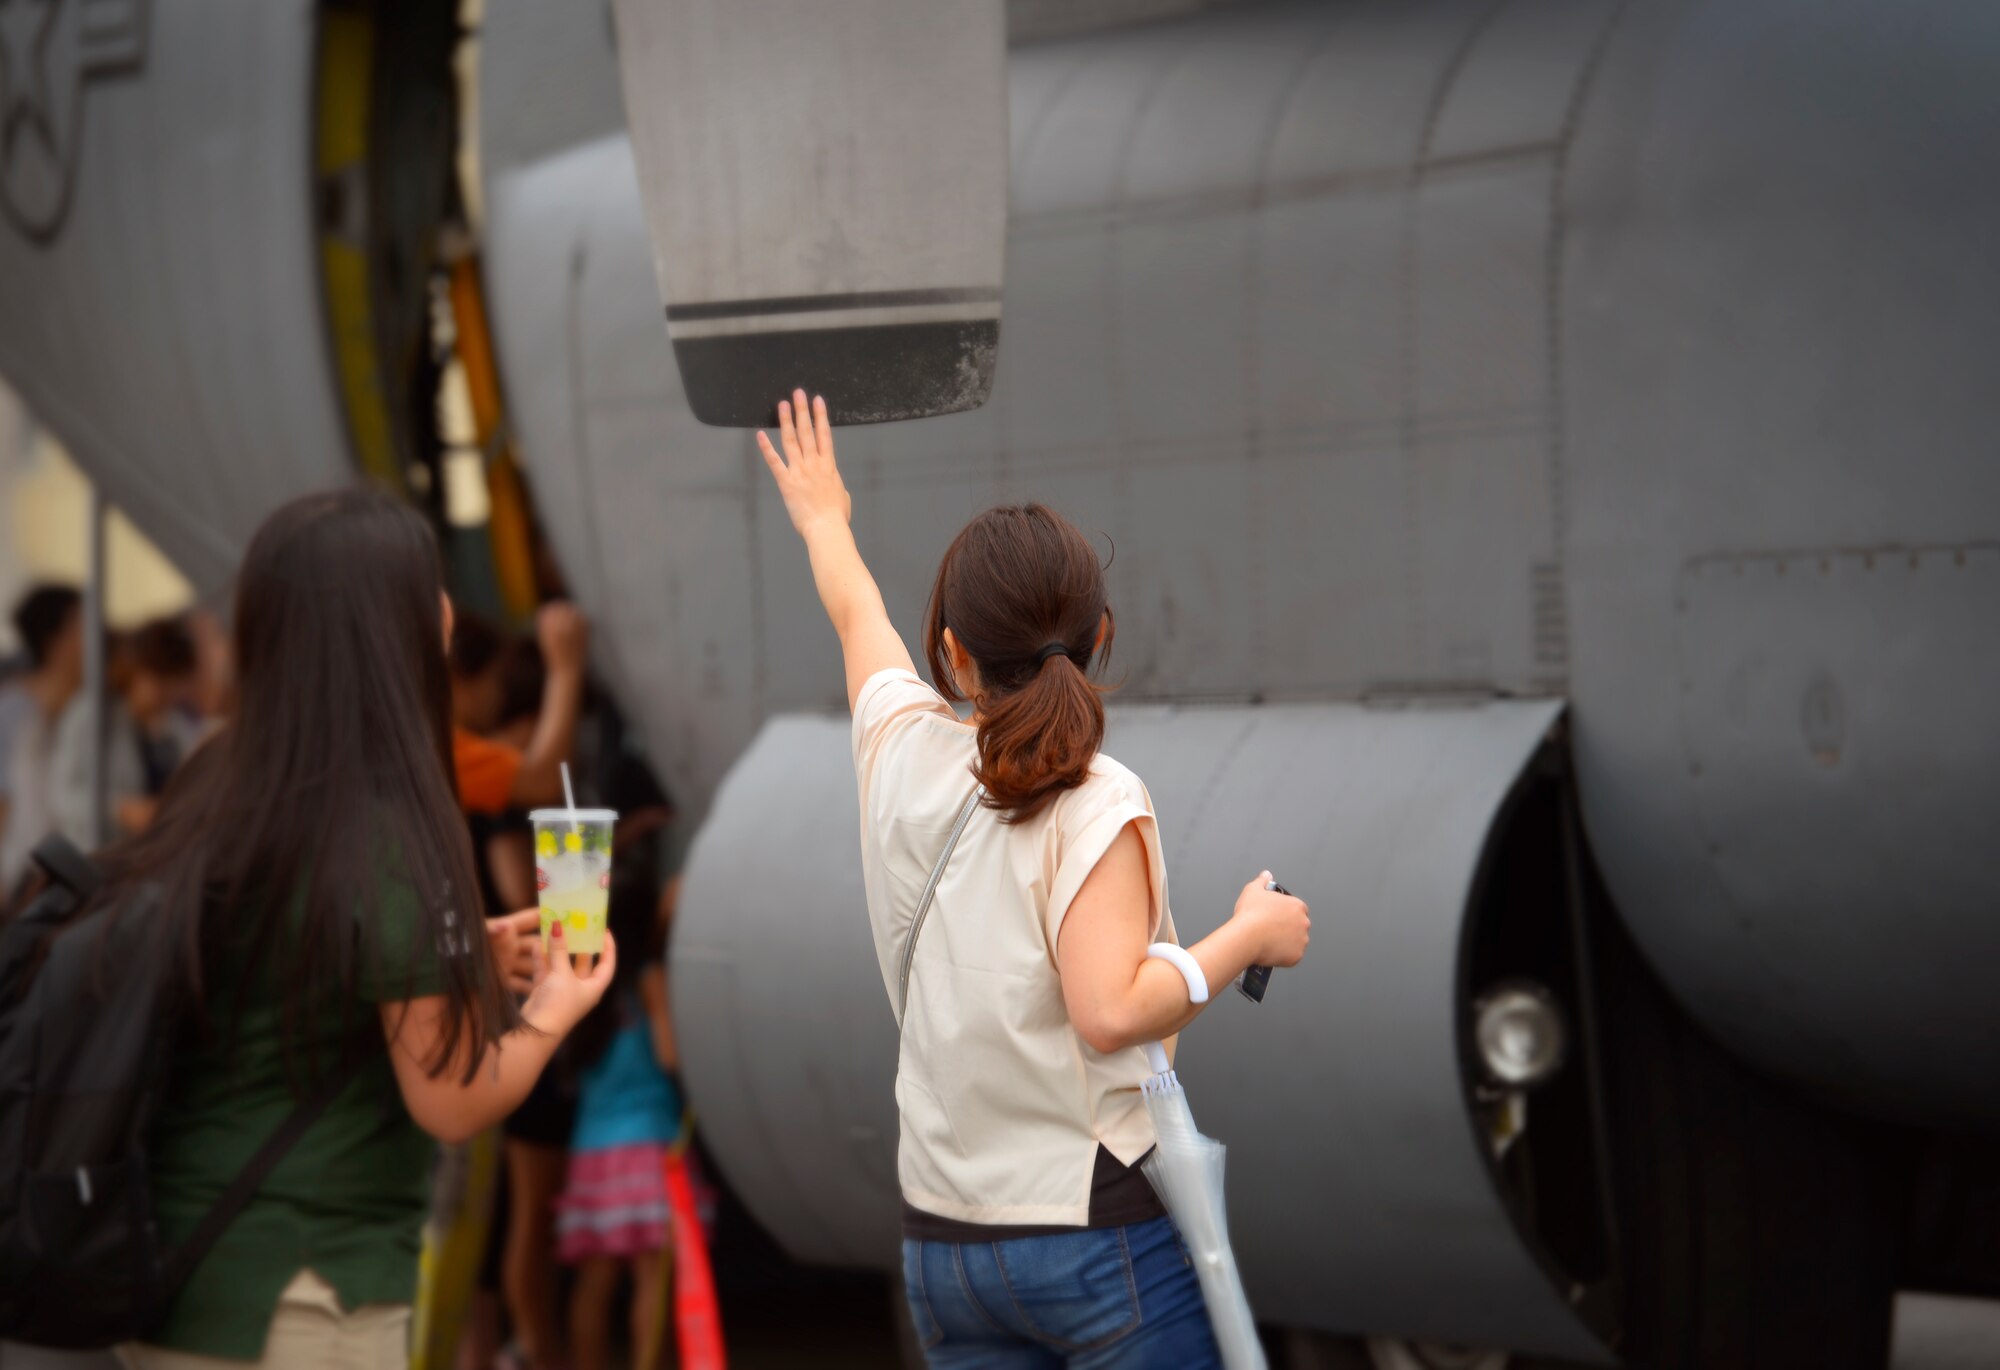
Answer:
[{"xmin": 1035, "ymin": 641, "xmax": 1072, "ymax": 666}]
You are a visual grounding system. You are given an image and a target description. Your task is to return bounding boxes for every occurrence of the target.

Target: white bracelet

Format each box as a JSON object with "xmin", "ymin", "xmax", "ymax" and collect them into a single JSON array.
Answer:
[{"xmin": 1146, "ymin": 942, "xmax": 1210, "ymax": 1004}]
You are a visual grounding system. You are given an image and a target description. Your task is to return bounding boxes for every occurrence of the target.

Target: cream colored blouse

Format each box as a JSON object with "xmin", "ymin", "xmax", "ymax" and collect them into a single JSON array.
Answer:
[{"xmin": 852, "ymin": 668, "xmax": 1174, "ymax": 1226}]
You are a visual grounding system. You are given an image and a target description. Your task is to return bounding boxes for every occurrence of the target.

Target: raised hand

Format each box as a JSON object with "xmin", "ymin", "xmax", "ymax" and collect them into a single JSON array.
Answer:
[
  {"xmin": 756, "ymin": 389, "xmax": 852, "ymax": 539},
  {"xmin": 753, "ymin": 388, "xmax": 919, "ymax": 707},
  {"xmin": 535, "ymin": 601, "xmax": 589, "ymax": 674}
]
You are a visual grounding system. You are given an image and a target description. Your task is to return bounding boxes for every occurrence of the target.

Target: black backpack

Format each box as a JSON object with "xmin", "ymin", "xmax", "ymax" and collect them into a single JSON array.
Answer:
[{"xmin": 0, "ymin": 835, "xmax": 362, "ymax": 1349}]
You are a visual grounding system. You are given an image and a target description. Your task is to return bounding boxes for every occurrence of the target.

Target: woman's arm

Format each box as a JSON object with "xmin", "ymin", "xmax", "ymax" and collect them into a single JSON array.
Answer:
[
  {"xmin": 1057, "ymin": 824, "xmax": 1311, "ymax": 1055},
  {"xmin": 381, "ymin": 925, "xmax": 616, "ymax": 1144},
  {"xmin": 508, "ymin": 603, "xmax": 589, "ymax": 806},
  {"xmin": 757, "ymin": 390, "xmax": 916, "ymax": 709},
  {"xmin": 484, "ymin": 829, "xmax": 536, "ymax": 912}
]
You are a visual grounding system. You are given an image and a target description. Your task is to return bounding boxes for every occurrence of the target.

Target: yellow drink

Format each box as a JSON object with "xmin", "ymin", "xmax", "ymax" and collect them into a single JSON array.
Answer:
[{"xmin": 530, "ymin": 808, "xmax": 617, "ymax": 955}]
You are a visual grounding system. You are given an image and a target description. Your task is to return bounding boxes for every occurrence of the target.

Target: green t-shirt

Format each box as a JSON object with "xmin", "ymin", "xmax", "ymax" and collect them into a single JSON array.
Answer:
[{"xmin": 147, "ymin": 878, "xmax": 458, "ymax": 1360}]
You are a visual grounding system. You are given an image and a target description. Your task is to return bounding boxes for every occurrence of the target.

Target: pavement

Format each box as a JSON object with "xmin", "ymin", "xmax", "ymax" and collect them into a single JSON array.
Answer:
[
  {"xmin": 4, "ymin": 1290, "xmax": 1997, "ymax": 1367},
  {"xmin": 1892, "ymin": 1293, "xmax": 2000, "ymax": 1370}
]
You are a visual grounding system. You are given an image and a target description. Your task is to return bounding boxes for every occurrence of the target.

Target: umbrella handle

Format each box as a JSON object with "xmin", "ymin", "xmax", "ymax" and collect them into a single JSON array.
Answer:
[
  {"xmin": 1146, "ymin": 942, "xmax": 1209, "ymax": 1003},
  {"xmin": 1144, "ymin": 944, "xmax": 1207, "ymax": 1086}
]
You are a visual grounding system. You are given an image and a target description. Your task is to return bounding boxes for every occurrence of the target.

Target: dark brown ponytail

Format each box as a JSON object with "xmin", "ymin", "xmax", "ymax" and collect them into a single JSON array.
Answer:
[{"xmin": 924, "ymin": 504, "xmax": 1116, "ymax": 824}]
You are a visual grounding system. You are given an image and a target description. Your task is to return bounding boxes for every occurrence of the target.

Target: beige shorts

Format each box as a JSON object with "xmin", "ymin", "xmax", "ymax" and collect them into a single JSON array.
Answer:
[{"xmin": 117, "ymin": 1270, "xmax": 409, "ymax": 1370}]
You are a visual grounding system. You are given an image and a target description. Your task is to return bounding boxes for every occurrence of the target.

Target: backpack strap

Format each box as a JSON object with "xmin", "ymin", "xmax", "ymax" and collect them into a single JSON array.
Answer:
[
  {"xmin": 896, "ymin": 783, "xmax": 983, "ymax": 1029},
  {"xmin": 1, "ymin": 839, "xmax": 110, "ymax": 998},
  {"xmin": 27, "ymin": 834, "xmax": 104, "ymax": 910},
  {"xmin": 155, "ymin": 1049, "xmax": 374, "ymax": 1300}
]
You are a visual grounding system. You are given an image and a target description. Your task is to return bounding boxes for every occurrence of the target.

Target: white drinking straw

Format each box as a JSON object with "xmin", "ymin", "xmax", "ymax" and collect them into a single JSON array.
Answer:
[{"xmin": 560, "ymin": 761, "xmax": 580, "ymax": 836}]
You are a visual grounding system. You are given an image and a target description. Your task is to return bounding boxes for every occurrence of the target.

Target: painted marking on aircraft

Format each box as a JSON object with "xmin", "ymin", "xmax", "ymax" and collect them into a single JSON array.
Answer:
[
  {"xmin": 665, "ymin": 286, "xmax": 1002, "ymax": 323},
  {"xmin": 0, "ymin": 0, "xmax": 147, "ymax": 245}
]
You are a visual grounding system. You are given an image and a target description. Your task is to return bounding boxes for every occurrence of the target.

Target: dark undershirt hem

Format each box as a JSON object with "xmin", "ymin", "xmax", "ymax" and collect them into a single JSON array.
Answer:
[{"xmin": 901, "ymin": 1145, "xmax": 1166, "ymax": 1243}]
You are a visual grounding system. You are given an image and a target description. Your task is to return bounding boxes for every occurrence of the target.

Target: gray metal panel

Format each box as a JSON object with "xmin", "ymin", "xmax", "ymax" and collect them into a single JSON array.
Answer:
[
  {"xmin": 1561, "ymin": 0, "xmax": 2000, "ymax": 1126},
  {"xmin": 610, "ymin": 0, "xmax": 1007, "ymax": 308},
  {"xmin": 1253, "ymin": 186, "xmax": 1404, "ymax": 443},
  {"xmin": 1416, "ymin": 162, "xmax": 1551, "ymax": 430},
  {"xmin": 1256, "ymin": 437, "xmax": 1410, "ymax": 688},
  {"xmin": 0, "ymin": 0, "xmax": 351, "ymax": 594},
  {"xmin": 1260, "ymin": 1, "xmax": 1471, "ymax": 184},
  {"xmin": 607, "ymin": 0, "xmax": 1008, "ymax": 426},
  {"xmin": 988, "ymin": 229, "xmax": 1118, "ymax": 455},
  {"xmin": 1671, "ymin": 546, "xmax": 2000, "ymax": 1115},
  {"xmin": 673, "ymin": 698, "xmax": 1605, "ymax": 1359},
  {"xmin": 475, "ymin": 0, "xmax": 625, "ymax": 183},
  {"xmin": 1116, "ymin": 4, "xmax": 1328, "ymax": 207},
  {"xmin": 1012, "ymin": 20, "xmax": 1189, "ymax": 221},
  {"xmin": 1411, "ymin": 160, "xmax": 1559, "ymax": 686},
  {"xmin": 1004, "ymin": 33, "xmax": 1092, "ymax": 183},
  {"xmin": 1006, "ymin": 0, "xmax": 1259, "ymax": 46},
  {"xmin": 1416, "ymin": 429, "xmax": 1553, "ymax": 686},
  {"xmin": 1114, "ymin": 213, "xmax": 1252, "ymax": 445},
  {"xmin": 670, "ymin": 716, "xmax": 904, "ymax": 1260},
  {"xmin": 1428, "ymin": 0, "xmax": 1617, "ymax": 162}
]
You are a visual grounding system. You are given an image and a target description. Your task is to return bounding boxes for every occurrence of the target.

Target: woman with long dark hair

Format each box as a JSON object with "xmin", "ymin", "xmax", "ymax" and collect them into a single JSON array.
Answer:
[
  {"xmin": 758, "ymin": 392, "xmax": 1311, "ymax": 1367},
  {"xmin": 106, "ymin": 490, "xmax": 615, "ymax": 1369}
]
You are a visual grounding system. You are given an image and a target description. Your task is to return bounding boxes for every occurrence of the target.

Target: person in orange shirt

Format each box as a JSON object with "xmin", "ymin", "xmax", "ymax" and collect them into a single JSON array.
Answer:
[
  {"xmin": 451, "ymin": 602, "xmax": 589, "ymax": 816},
  {"xmin": 448, "ymin": 599, "xmax": 591, "ymax": 1370}
]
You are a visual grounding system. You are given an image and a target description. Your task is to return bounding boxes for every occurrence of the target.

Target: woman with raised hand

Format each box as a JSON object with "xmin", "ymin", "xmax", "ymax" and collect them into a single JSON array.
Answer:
[
  {"xmin": 107, "ymin": 489, "xmax": 615, "ymax": 1369},
  {"xmin": 758, "ymin": 390, "xmax": 1311, "ymax": 1368}
]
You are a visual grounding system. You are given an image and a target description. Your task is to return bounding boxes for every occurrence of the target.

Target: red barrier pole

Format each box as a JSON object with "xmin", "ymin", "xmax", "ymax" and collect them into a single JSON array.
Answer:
[{"xmin": 665, "ymin": 1149, "xmax": 725, "ymax": 1369}]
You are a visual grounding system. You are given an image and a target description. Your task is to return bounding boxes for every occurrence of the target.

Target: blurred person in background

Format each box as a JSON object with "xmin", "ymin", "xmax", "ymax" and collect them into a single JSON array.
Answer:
[
  {"xmin": 0, "ymin": 584, "xmax": 83, "ymax": 894},
  {"xmin": 125, "ymin": 618, "xmax": 208, "ymax": 794},
  {"xmin": 553, "ymin": 779, "xmax": 680, "ymax": 1370},
  {"xmin": 446, "ymin": 611, "xmax": 510, "ymax": 737},
  {"xmin": 491, "ymin": 638, "xmax": 549, "ymax": 754},
  {"xmin": 450, "ymin": 603, "xmax": 589, "ymax": 818},
  {"xmin": 446, "ymin": 606, "xmax": 590, "ymax": 1370},
  {"xmin": 96, "ymin": 490, "xmax": 616, "ymax": 1370},
  {"xmin": 49, "ymin": 616, "xmax": 202, "ymax": 845},
  {"xmin": 457, "ymin": 635, "xmax": 549, "ymax": 1370},
  {"xmin": 180, "ymin": 608, "xmax": 234, "ymax": 731},
  {"xmin": 478, "ymin": 635, "xmax": 552, "ymax": 911}
]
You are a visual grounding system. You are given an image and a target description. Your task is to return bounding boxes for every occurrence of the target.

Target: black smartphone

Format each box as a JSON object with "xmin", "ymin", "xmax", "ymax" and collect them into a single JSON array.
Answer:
[{"xmin": 1237, "ymin": 879, "xmax": 1290, "ymax": 1003}]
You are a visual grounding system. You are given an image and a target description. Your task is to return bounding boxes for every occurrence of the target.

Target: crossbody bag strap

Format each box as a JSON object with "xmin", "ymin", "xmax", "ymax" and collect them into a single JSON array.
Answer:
[
  {"xmin": 896, "ymin": 783, "xmax": 984, "ymax": 1028},
  {"xmin": 155, "ymin": 1047, "xmax": 373, "ymax": 1300}
]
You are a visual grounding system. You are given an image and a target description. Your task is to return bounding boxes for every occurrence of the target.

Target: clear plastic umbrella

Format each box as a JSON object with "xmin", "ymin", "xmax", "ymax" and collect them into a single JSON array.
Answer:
[{"xmin": 1141, "ymin": 946, "xmax": 1267, "ymax": 1370}]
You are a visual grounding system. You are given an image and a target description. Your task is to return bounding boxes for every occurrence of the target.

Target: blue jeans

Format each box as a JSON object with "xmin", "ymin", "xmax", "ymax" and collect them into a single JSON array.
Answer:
[{"xmin": 902, "ymin": 1216, "xmax": 1222, "ymax": 1368}]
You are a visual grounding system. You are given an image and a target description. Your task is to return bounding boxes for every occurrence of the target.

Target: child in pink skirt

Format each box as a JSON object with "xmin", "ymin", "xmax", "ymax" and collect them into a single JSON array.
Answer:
[{"xmin": 554, "ymin": 908, "xmax": 679, "ymax": 1370}]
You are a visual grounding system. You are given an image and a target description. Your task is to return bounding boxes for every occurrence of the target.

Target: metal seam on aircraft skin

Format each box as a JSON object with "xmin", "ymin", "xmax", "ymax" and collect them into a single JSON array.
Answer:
[{"xmin": 665, "ymin": 287, "xmax": 1002, "ymax": 322}]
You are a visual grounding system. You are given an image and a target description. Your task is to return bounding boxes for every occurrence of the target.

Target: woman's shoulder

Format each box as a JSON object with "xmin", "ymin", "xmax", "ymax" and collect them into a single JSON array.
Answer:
[
  {"xmin": 853, "ymin": 670, "xmax": 971, "ymax": 806},
  {"xmin": 854, "ymin": 668, "xmax": 961, "ymax": 745},
  {"xmin": 1053, "ymin": 752, "xmax": 1155, "ymax": 823},
  {"xmin": 1086, "ymin": 750, "xmax": 1147, "ymax": 789}
]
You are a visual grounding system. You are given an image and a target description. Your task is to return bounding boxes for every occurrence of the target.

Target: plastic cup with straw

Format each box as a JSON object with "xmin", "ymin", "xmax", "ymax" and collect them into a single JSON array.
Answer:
[{"xmin": 531, "ymin": 762, "xmax": 617, "ymax": 954}]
